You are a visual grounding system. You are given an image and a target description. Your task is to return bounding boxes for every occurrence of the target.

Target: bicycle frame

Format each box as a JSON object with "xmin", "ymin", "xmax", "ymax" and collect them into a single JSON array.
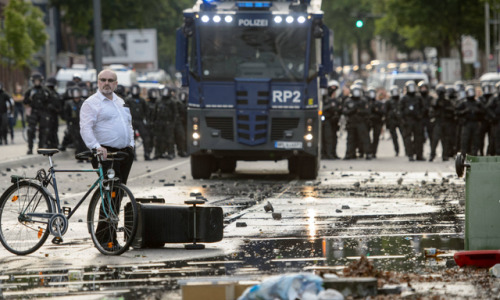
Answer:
[{"xmin": 26, "ymin": 154, "xmax": 110, "ymax": 222}]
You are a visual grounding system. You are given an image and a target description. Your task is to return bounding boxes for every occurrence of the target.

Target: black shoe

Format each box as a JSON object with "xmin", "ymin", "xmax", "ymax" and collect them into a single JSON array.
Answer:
[
  {"xmin": 27, "ymin": 149, "xmax": 33, "ymax": 155},
  {"xmin": 144, "ymin": 155, "xmax": 152, "ymax": 161},
  {"xmin": 442, "ymin": 157, "xmax": 449, "ymax": 162},
  {"xmin": 409, "ymin": 156, "xmax": 414, "ymax": 162},
  {"xmin": 395, "ymin": 151, "xmax": 399, "ymax": 157},
  {"xmin": 429, "ymin": 155, "xmax": 435, "ymax": 162},
  {"xmin": 58, "ymin": 146, "xmax": 66, "ymax": 152},
  {"xmin": 343, "ymin": 156, "xmax": 355, "ymax": 160},
  {"xmin": 416, "ymin": 157, "xmax": 425, "ymax": 161}
]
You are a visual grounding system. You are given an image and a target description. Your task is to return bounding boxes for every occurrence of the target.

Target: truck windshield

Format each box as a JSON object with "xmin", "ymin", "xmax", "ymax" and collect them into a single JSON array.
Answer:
[{"xmin": 197, "ymin": 25, "xmax": 312, "ymax": 81}]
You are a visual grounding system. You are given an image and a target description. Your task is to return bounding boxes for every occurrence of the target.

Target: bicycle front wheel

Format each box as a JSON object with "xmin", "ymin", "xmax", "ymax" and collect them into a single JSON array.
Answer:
[
  {"xmin": 0, "ymin": 181, "xmax": 52, "ymax": 255},
  {"xmin": 87, "ymin": 182, "xmax": 138, "ymax": 255}
]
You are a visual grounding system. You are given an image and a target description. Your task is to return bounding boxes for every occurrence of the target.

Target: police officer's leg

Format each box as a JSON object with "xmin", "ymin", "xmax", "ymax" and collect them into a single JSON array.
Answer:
[
  {"xmin": 387, "ymin": 123, "xmax": 399, "ymax": 155},
  {"xmin": 402, "ymin": 122, "xmax": 414, "ymax": 160},
  {"xmin": 174, "ymin": 122, "xmax": 187, "ymax": 156},
  {"xmin": 26, "ymin": 112, "xmax": 38, "ymax": 153},
  {"xmin": 136, "ymin": 121, "xmax": 151, "ymax": 160},
  {"xmin": 442, "ymin": 121, "xmax": 455, "ymax": 161},
  {"xmin": 38, "ymin": 113, "xmax": 50, "ymax": 149},
  {"xmin": 344, "ymin": 124, "xmax": 356, "ymax": 159},
  {"xmin": 359, "ymin": 123, "xmax": 371, "ymax": 159},
  {"xmin": 0, "ymin": 113, "xmax": 7, "ymax": 144},
  {"xmin": 460, "ymin": 123, "xmax": 471, "ymax": 156},
  {"xmin": 166, "ymin": 124, "xmax": 175, "ymax": 158},
  {"xmin": 322, "ymin": 122, "xmax": 334, "ymax": 159},
  {"xmin": 429, "ymin": 122, "xmax": 440, "ymax": 161},
  {"xmin": 414, "ymin": 120, "xmax": 425, "ymax": 160},
  {"xmin": 331, "ymin": 122, "xmax": 340, "ymax": 158},
  {"xmin": 371, "ymin": 122, "xmax": 382, "ymax": 158}
]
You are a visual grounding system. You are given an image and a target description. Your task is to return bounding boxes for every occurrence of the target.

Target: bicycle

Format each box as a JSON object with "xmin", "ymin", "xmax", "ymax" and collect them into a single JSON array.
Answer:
[{"xmin": 0, "ymin": 149, "xmax": 138, "ymax": 256}]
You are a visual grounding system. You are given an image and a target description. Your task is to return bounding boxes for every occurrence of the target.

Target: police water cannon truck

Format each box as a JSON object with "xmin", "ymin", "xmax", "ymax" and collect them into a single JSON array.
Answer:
[{"xmin": 176, "ymin": 0, "xmax": 333, "ymax": 179}]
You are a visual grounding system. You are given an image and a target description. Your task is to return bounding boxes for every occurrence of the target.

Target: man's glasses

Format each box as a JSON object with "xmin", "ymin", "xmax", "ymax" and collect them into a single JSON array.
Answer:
[{"xmin": 99, "ymin": 78, "xmax": 115, "ymax": 83}]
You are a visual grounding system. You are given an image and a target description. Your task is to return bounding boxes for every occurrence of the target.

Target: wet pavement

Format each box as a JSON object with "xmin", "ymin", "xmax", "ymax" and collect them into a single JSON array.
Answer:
[{"xmin": 1, "ymin": 132, "xmax": 498, "ymax": 299}]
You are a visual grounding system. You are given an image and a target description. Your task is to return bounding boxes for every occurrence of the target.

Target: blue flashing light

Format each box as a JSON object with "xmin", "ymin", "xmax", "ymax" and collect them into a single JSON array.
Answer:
[{"xmin": 236, "ymin": 2, "xmax": 272, "ymax": 9}]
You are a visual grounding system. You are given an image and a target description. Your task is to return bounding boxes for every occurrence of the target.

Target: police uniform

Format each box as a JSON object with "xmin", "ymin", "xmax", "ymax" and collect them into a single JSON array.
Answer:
[
  {"xmin": 63, "ymin": 88, "xmax": 86, "ymax": 156},
  {"xmin": 0, "ymin": 88, "xmax": 11, "ymax": 145},
  {"xmin": 125, "ymin": 88, "xmax": 152, "ymax": 160},
  {"xmin": 399, "ymin": 83, "xmax": 425, "ymax": 161},
  {"xmin": 456, "ymin": 96, "xmax": 483, "ymax": 156},
  {"xmin": 23, "ymin": 81, "xmax": 52, "ymax": 154},
  {"xmin": 172, "ymin": 94, "xmax": 188, "ymax": 157},
  {"xmin": 385, "ymin": 95, "xmax": 403, "ymax": 156},
  {"xmin": 429, "ymin": 94, "xmax": 455, "ymax": 161},
  {"xmin": 153, "ymin": 88, "xmax": 176, "ymax": 159},
  {"xmin": 368, "ymin": 97, "xmax": 385, "ymax": 158},
  {"xmin": 343, "ymin": 87, "xmax": 371, "ymax": 160}
]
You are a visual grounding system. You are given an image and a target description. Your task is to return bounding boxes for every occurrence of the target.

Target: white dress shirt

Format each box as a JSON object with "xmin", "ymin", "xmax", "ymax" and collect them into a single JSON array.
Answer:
[{"xmin": 80, "ymin": 90, "xmax": 134, "ymax": 150}]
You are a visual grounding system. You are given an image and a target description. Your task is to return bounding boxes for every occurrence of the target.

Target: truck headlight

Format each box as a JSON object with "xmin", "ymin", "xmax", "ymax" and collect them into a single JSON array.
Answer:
[
  {"xmin": 193, "ymin": 132, "xmax": 201, "ymax": 140},
  {"xmin": 304, "ymin": 133, "xmax": 313, "ymax": 141}
]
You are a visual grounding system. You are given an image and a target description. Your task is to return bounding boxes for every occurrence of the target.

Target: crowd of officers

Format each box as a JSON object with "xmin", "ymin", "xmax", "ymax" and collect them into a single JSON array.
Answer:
[
  {"xmin": 322, "ymin": 79, "xmax": 500, "ymax": 162},
  {"xmin": 0, "ymin": 73, "xmax": 188, "ymax": 161}
]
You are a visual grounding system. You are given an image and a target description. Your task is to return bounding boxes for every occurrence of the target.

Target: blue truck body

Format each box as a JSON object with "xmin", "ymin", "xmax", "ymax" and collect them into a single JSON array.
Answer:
[{"xmin": 176, "ymin": 0, "xmax": 333, "ymax": 179}]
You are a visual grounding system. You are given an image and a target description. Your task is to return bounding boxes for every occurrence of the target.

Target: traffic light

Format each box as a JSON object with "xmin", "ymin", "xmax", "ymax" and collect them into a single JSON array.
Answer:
[{"xmin": 356, "ymin": 20, "xmax": 363, "ymax": 28}]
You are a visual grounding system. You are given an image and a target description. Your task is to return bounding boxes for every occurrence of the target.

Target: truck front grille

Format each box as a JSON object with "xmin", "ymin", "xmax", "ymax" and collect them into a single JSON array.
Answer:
[
  {"xmin": 206, "ymin": 117, "xmax": 234, "ymax": 140},
  {"xmin": 271, "ymin": 118, "xmax": 300, "ymax": 140}
]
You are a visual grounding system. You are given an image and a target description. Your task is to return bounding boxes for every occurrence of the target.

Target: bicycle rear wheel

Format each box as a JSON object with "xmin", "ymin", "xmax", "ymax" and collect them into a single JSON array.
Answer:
[
  {"xmin": 0, "ymin": 181, "xmax": 52, "ymax": 255},
  {"xmin": 87, "ymin": 182, "xmax": 138, "ymax": 255}
]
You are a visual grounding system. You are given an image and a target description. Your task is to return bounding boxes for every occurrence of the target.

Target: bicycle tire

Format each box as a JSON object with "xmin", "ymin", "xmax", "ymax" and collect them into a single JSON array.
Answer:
[
  {"xmin": 87, "ymin": 182, "xmax": 138, "ymax": 255},
  {"xmin": 0, "ymin": 181, "xmax": 52, "ymax": 255}
]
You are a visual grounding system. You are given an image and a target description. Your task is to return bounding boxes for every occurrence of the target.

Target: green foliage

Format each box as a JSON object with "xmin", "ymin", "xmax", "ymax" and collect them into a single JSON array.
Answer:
[
  {"xmin": 0, "ymin": 0, "xmax": 48, "ymax": 68},
  {"xmin": 50, "ymin": 0, "xmax": 193, "ymax": 69}
]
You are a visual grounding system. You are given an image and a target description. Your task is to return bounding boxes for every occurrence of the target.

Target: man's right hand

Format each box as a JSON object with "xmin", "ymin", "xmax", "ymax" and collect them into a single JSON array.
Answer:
[{"xmin": 96, "ymin": 147, "xmax": 108, "ymax": 160}]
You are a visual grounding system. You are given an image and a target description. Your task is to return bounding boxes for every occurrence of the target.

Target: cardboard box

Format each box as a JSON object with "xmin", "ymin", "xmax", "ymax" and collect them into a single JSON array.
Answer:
[{"xmin": 181, "ymin": 280, "xmax": 259, "ymax": 300}]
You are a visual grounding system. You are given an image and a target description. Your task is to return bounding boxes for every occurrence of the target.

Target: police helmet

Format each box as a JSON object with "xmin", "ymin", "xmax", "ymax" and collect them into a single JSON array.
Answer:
[
  {"xmin": 454, "ymin": 80, "xmax": 465, "ymax": 92},
  {"xmin": 390, "ymin": 85, "xmax": 400, "ymax": 98},
  {"xmin": 46, "ymin": 77, "xmax": 56, "ymax": 87},
  {"xmin": 482, "ymin": 82, "xmax": 493, "ymax": 95},
  {"xmin": 405, "ymin": 81, "xmax": 417, "ymax": 94},
  {"xmin": 148, "ymin": 88, "xmax": 159, "ymax": 100},
  {"xmin": 131, "ymin": 84, "xmax": 141, "ymax": 97},
  {"xmin": 417, "ymin": 81, "xmax": 429, "ymax": 93},
  {"xmin": 115, "ymin": 84, "xmax": 126, "ymax": 97},
  {"xmin": 179, "ymin": 91, "xmax": 188, "ymax": 103},
  {"xmin": 367, "ymin": 86, "xmax": 377, "ymax": 100},
  {"xmin": 436, "ymin": 84, "xmax": 446, "ymax": 96},
  {"xmin": 81, "ymin": 87, "xmax": 89, "ymax": 98},
  {"xmin": 30, "ymin": 73, "xmax": 44, "ymax": 85},
  {"xmin": 327, "ymin": 80, "xmax": 340, "ymax": 96},
  {"xmin": 350, "ymin": 85, "xmax": 362, "ymax": 98},
  {"xmin": 72, "ymin": 87, "xmax": 81, "ymax": 98},
  {"xmin": 73, "ymin": 73, "xmax": 82, "ymax": 82},
  {"xmin": 161, "ymin": 86, "xmax": 171, "ymax": 98},
  {"xmin": 465, "ymin": 85, "xmax": 476, "ymax": 98},
  {"xmin": 446, "ymin": 86, "xmax": 457, "ymax": 99},
  {"xmin": 353, "ymin": 79, "xmax": 364, "ymax": 87}
]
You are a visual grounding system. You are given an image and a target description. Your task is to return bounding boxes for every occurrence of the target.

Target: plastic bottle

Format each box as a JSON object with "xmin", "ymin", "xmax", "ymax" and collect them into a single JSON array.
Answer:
[
  {"xmin": 424, "ymin": 248, "xmax": 446, "ymax": 258},
  {"xmin": 490, "ymin": 264, "xmax": 500, "ymax": 278}
]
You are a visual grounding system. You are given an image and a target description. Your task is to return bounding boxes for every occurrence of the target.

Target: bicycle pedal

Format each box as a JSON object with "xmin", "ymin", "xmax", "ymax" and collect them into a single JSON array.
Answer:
[
  {"xmin": 51, "ymin": 237, "xmax": 63, "ymax": 245},
  {"xmin": 63, "ymin": 207, "xmax": 71, "ymax": 216}
]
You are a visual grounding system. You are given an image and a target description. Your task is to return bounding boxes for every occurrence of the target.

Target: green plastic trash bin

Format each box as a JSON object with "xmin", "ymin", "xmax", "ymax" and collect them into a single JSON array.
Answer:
[{"xmin": 458, "ymin": 155, "xmax": 500, "ymax": 250}]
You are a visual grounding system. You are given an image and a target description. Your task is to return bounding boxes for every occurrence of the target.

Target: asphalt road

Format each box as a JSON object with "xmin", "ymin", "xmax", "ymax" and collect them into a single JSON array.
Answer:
[{"xmin": 0, "ymin": 128, "xmax": 479, "ymax": 299}]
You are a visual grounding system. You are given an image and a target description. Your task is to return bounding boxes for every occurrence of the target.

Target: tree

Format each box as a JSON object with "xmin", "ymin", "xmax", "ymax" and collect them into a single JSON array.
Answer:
[{"xmin": 0, "ymin": 0, "xmax": 48, "ymax": 68}]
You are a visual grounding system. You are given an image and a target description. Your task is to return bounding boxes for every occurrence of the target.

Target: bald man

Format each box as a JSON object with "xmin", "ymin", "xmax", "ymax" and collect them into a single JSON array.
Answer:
[{"xmin": 80, "ymin": 69, "xmax": 135, "ymax": 184}]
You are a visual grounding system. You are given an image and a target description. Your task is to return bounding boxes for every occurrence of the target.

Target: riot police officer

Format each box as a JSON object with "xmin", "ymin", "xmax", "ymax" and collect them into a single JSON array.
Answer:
[
  {"xmin": 59, "ymin": 81, "xmax": 76, "ymax": 151},
  {"xmin": 45, "ymin": 77, "xmax": 61, "ymax": 148},
  {"xmin": 385, "ymin": 85, "xmax": 403, "ymax": 156},
  {"xmin": 172, "ymin": 89, "xmax": 188, "ymax": 157},
  {"xmin": 0, "ymin": 82, "xmax": 11, "ymax": 145},
  {"xmin": 478, "ymin": 83, "xmax": 494, "ymax": 155},
  {"xmin": 487, "ymin": 82, "xmax": 500, "ymax": 155},
  {"xmin": 23, "ymin": 73, "xmax": 53, "ymax": 154},
  {"xmin": 456, "ymin": 85, "xmax": 483, "ymax": 156},
  {"xmin": 342, "ymin": 85, "xmax": 371, "ymax": 160},
  {"xmin": 366, "ymin": 86, "xmax": 384, "ymax": 158},
  {"xmin": 125, "ymin": 84, "xmax": 152, "ymax": 161},
  {"xmin": 429, "ymin": 84, "xmax": 455, "ymax": 162},
  {"xmin": 115, "ymin": 84, "xmax": 127, "ymax": 99},
  {"xmin": 63, "ymin": 87, "xmax": 86, "ymax": 158},
  {"xmin": 153, "ymin": 86, "xmax": 176, "ymax": 159},
  {"xmin": 418, "ymin": 81, "xmax": 433, "ymax": 151},
  {"xmin": 146, "ymin": 88, "xmax": 159, "ymax": 158},
  {"xmin": 400, "ymin": 81, "xmax": 425, "ymax": 161},
  {"xmin": 322, "ymin": 80, "xmax": 342, "ymax": 159}
]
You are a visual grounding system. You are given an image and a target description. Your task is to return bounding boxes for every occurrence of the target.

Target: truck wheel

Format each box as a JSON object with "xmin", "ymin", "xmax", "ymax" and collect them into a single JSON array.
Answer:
[
  {"xmin": 298, "ymin": 156, "xmax": 318, "ymax": 180},
  {"xmin": 218, "ymin": 159, "xmax": 237, "ymax": 173},
  {"xmin": 288, "ymin": 157, "xmax": 298, "ymax": 175},
  {"xmin": 191, "ymin": 155, "xmax": 215, "ymax": 179}
]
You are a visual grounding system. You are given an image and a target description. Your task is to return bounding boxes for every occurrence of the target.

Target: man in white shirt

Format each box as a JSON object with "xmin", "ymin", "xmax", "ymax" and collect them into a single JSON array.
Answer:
[{"xmin": 80, "ymin": 69, "xmax": 134, "ymax": 184}]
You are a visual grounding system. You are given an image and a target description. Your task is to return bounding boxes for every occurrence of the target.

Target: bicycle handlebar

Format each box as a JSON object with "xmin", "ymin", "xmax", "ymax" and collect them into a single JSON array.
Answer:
[{"xmin": 75, "ymin": 150, "xmax": 129, "ymax": 161}]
